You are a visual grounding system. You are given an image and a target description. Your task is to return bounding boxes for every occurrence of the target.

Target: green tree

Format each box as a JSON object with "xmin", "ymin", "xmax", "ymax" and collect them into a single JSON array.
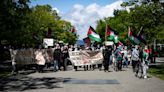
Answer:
[
  {"xmin": 0, "ymin": 0, "xmax": 31, "ymax": 46},
  {"xmin": 0, "ymin": 1, "xmax": 77, "ymax": 47},
  {"xmin": 96, "ymin": 1, "xmax": 164, "ymax": 44}
]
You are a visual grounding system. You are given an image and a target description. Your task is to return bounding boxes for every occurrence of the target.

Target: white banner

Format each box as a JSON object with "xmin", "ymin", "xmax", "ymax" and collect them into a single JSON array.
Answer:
[{"xmin": 69, "ymin": 50, "xmax": 103, "ymax": 66}]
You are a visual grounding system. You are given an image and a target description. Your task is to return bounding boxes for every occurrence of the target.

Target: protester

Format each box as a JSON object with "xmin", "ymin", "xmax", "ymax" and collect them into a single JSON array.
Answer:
[
  {"xmin": 53, "ymin": 44, "xmax": 62, "ymax": 71},
  {"xmin": 10, "ymin": 47, "xmax": 18, "ymax": 74},
  {"xmin": 34, "ymin": 46, "xmax": 46, "ymax": 73},
  {"xmin": 62, "ymin": 45, "xmax": 69, "ymax": 71},
  {"xmin": 114, "ymin": 46, "xmax": 123, "ymax": 71},
  {"xmin": 122, "ymin": 46, "xmax": 128, "ymax": 68},
  {"xmin": 131, "ymin": 45, "xmax": 140, "ymax": 72},
  {"xmin": 135, "ymin": 46, "xmax": 143, "ymax": 77},
  {"xmin": 103, "ymin": 46, "xmax": 112, "ymax": 72},
  {"xmin": 142, "ymin": 46, "xmax": 150, "ymax": 79}
]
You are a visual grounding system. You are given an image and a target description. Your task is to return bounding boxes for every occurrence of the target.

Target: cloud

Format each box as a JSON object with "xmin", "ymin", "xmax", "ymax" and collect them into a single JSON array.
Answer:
[
  {"xmin": 62, "ymin": 0, "xmax": 124, "ymax": 39},
  {"xmin": 52, "ymin": 7, "xmax": 60, "ymax": 14}
]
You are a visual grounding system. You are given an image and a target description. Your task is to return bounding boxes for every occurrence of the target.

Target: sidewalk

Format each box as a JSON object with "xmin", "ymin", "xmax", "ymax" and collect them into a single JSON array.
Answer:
[
  {"xmin": 149, "ymin": 57, "xmax": 164, "ymax": 65},
  {"xmin": 156, "ymin": 57, "xmax": 164, "ymax": 63},
  {"xmin": 1, "ymin": 66, "xmax": 164, "ymax": 92}
]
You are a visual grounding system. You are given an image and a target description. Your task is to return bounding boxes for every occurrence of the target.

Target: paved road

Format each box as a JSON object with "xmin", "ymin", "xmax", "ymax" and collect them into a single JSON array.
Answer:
[{"xmin": 0, "ymin": 66, "xmax": 164, "ymax": 92}]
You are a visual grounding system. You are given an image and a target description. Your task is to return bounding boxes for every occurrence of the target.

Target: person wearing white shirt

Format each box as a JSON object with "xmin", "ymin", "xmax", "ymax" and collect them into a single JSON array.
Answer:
[{"xmin": 122, "ymin": 46, "xmax": 128, "ymax": 68}]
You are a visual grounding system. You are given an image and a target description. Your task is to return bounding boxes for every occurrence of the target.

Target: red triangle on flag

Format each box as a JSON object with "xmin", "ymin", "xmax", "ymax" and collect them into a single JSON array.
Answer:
[
  {"xmin": 118, "ymin": 41, "xmax": 123, "ymax": 46},
  {"xmin": 87, "ymin": 26, "xmax": 92, "ymax": 35},
  {"xmin": 144, "ymin": 49, "xmax": 150, "ymax": 54},
  {"xmin": 106, "ymin": 25, "xmax": 110, "ymax": 36},
  {"xmin": 83, "ymin": 37, "xmax": 91, "ymax": 46}
]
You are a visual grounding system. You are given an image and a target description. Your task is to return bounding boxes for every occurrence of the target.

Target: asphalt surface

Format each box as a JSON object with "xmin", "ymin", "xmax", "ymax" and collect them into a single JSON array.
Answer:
[{"xmin": 0, "ymin": 66, "xmax": 164, "ymax": 92}]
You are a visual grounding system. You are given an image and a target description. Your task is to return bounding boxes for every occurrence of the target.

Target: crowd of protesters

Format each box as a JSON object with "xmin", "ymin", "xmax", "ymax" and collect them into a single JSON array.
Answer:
[
  {"xmin": 1, "ymin": 42, "xmax": 153, "ymax": 79},
  {"xmin": 51, "ymin": 42, "xmax": 151, "ymax": 79}
]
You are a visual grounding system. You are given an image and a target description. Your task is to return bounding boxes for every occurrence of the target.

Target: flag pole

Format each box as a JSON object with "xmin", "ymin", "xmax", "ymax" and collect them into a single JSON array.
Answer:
[
  {"xmin": 105, "ymin": 23, "xmax": 107, "ymax": 42},
  {"xmin": 137, "ymin": 26, "xmax": 143, "ymax": 36}
]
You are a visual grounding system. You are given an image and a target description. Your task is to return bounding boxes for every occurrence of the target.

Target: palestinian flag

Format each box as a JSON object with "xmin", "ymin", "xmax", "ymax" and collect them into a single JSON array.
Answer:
[
  {"xmin": 105, "ymin": 25, "xmax": 118, "ymax": 43},
  {"xmin": 87, "ymin": 26, "xmax": 101, "ymax": 42},
  {"xmin": 143, "ymin": 49, "xmax": 150, "ymax": 59},
  {"xmin": 137, "ymin": 30, "xmax": 146, "ymax": 44},
  {"xmin": 83, "ymin": 37, "xmax": 91, "ymax": 46},
  {"xmin": 118, "ymin": 41, "xmax": 124, "ymax": 47},
  {"xmin": 128, "ymin": 27, "xmax": 140, "ymax": 45},
  {"xmin": 114, "ymin": 36, "xmax": 119, "ymax": 43}
]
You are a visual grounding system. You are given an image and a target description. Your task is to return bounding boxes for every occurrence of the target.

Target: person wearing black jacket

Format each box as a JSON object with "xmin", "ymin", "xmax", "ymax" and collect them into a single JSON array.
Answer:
[
  {"xmin": 62, "ymin": 45, "xmax": 69, "ymax": 71},
  {"xmin": 103, "ymin": 46, "xmax": 112, "ymax": 72},
  {"xmin": 53, "ymin": 45, "xmax": 62, "ymax": 71}
]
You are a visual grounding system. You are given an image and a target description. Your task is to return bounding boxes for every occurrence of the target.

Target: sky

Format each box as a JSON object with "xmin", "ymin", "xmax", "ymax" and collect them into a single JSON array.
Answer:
[{"xmin": 30, "ymin": 0, "xmax": 128, "ymax": 40}]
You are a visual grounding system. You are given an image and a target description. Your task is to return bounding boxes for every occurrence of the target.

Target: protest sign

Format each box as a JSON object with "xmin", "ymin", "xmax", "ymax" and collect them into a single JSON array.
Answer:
[
  {"xmin": 69, "ymin": 50, "xmax": 103, "ymax": 66},
  {"xmin": 11, "ymin": 49, "xmax": 54, "ymax": 65}
]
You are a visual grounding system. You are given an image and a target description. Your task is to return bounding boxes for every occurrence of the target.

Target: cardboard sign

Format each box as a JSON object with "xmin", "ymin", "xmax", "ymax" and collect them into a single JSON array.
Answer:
[{"xmin": 43, "ymin": 38, "xmax": 54, "ymax": 48}]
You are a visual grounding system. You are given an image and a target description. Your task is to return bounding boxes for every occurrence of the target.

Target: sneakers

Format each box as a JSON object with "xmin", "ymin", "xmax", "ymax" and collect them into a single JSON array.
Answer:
[
  {"xmin": 135, "ymin": 74, "xmax": 138, "ymax": 77},
  {"xmin": 144, "ymin": 76, "xmax": 147, "ymax": 79}
]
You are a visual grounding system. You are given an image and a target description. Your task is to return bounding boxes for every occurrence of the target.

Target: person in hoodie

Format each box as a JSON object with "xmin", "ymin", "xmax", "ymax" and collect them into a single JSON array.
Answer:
[{"xmin": 131, "ymin": 45, "xmax": 140, "ymax": 72}]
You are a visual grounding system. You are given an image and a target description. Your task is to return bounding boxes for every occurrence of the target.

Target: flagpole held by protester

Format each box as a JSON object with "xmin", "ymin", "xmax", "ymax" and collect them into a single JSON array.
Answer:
[{"xmin": 105, "ymin": 24, "xmax": 107, "ymax": 42}]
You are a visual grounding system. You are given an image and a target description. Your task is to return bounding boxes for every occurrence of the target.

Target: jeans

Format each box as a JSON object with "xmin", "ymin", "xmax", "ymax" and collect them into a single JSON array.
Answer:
[
  {"xmin": 54, "ymin": 60, "xmax": 59, "ymax": 71},
  {"xmin": 109, "ymin": 55, "xmax": 113, "ymax": 65},
  {"xmin": 123, "ymin": 57, "xmax": 128, "ymax": 67},
  {"xmin": 63, "ymin": 58, "xmax": 68, "ymax": 71},
  {"xmin": 132, "ymin": 60, "xmax": 138, "ymax": 72}
]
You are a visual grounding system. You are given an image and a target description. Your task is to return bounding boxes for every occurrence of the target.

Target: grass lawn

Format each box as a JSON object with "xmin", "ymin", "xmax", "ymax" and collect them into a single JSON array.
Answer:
[{"xmin": 148, "ymin": 65, "xmax": 164, "ymax": 80}]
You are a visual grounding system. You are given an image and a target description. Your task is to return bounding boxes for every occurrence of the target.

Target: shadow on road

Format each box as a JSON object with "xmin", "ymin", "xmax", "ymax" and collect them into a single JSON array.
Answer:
[{"xmin": 0, "ymin": 74, "xmax": 72, "ymax": 91}]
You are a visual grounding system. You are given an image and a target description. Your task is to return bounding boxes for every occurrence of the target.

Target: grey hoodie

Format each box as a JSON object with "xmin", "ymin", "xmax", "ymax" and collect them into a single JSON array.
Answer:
[{"xmin": 132, "ymin": 48, "xmax": 139, "ymax": 61}]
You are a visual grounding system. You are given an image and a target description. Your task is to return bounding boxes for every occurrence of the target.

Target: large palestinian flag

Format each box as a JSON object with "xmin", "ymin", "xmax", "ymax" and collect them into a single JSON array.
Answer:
[
  {"xmin": 87, "ymin": 26, "xmax": 101, "ymax": 42},
  {"xmin": 128, "ymin": 27, "xmax": 140, "ymax": 45},
  {"xmin": 105, "ymin": 25, "xmax": 118, "ymax": 43}
]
